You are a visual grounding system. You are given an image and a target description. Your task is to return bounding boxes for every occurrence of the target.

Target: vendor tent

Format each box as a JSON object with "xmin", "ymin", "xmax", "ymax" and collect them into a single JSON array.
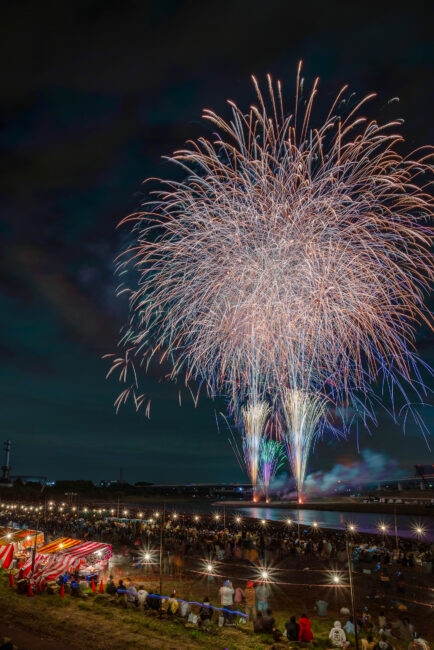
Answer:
[
  {"xmin": 0, "ymin": 528, "xmax": 44, "ymax": 551},
  {"xmin": 0, "ymin": 528, "xmax": 44, "ymax": 568},
  {"xmin": 21, "ymin": 538, "xmax": 112, "ymax": 586}
]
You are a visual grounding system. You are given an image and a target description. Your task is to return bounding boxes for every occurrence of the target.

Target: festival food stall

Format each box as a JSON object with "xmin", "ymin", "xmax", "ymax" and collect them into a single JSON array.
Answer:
[
  {"xmin": 0, "ymin": 527, "xmax": 44, "ymax": 569},
  {"xmin": 19, "ymin": 537, "xmax": 112, "ymax": 587}
]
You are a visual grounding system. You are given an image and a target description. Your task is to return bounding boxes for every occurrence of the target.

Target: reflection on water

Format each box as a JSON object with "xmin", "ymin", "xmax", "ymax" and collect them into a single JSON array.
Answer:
[
  {"xmin": 239, "ymin": 507, "xmax": 433, "ymax": 541},
  {"xmin": 128, "ymin": 499, "xmax": 433, "ymax": 542}
]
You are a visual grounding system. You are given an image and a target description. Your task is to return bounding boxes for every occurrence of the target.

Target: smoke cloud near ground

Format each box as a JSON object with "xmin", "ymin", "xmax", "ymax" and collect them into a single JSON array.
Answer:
[{"xmin": 271, "ymin": 449, "xmax": 407, "ymax": 498}]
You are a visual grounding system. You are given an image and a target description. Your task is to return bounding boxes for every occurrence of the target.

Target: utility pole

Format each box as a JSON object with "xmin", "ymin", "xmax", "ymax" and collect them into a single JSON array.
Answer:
[
  {"xmin": 1, "ymin": 440, "xmax": 12, "ymax": 483},
  {"xmin": 159, "ymin": 503, "xmax": 166, "ymax": 618},
  {"xmin": 159, "ymin": 503, "xmax": 165, "ymax": 597},
  {"xmin": 31, "ymin": 508, "xmax": 41, "ymax": 575},
  {"xmin": 345, "ymin": 533, "xmax": 360, "ymax": 650}
]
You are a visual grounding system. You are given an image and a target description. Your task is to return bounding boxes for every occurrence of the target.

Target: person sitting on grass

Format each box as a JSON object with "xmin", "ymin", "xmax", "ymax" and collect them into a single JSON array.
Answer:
[
  {"xmin": 70, "ymin": 579, "xmax": 81, "ymax": 598},
  {"xmin": 166, "ymin": 592, "xmax": 179, "ymax": 616},
  {"xmin": 262, "ymin": 608, "xmax": 275, "ymax": 634},
  {"xmin": 374, "ymin": 634, "xmax": 394, "ymax": 650},
  {"xmin": 409, "ymin": 633, "xmax": 430, "ymax": 650},
  {"xmin": 254, "ymin": 610, "xmax": 264, "ymax": 633},
  {"xmin": 329, "ymin": 621, "xmax": 350, "ymax": 649},
  {"xmin": 361, "ymin": 632, "xmax": 376, "ymax": 650},
  {"xmin": 126, "ymin": 582, "xmax": 138, "ymax": 606},
  {"xmin": 299, "ymin": 613, "xmax": 314, "ymax": 642},
  {"xmin": 106, "ymin": 575, "xmax": 117, "ymax": 595},
  {"xmin": 272, "ymin": 626, "xmax": 284, "ymax": 643},
  {"xmin": 179, "ymin": 597, "xmax": 191, "ymax": 618},
  {"xmin": 198, "ymin": 597, "xmax": 213, "ymax": 627},
  {"xmin": 137, "ymin": 585, "xmax": 148, "ymax": 610},
  {"xmin": 285, "ymin": 615, "xmax": 300, "ymax": 641},
  {"xmin": 146, "ymin": 592, "xmax": 161, "ymax": 612}
]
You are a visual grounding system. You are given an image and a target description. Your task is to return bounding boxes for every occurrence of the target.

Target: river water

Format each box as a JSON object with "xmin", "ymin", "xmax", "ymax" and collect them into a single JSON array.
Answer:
[
  {"xmin": 237, "ymin": 506, "xmax": 434, "ymax": 542},
  {"xmin": 128, "ymin": 499, "xmax": 433, "ymax": 542}
]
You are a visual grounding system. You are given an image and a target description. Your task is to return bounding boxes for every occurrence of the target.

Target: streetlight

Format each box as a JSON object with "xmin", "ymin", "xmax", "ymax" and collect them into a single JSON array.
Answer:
[{"xmin": 411, "ymin": 523, "xmax": 427, "ymax": 540}]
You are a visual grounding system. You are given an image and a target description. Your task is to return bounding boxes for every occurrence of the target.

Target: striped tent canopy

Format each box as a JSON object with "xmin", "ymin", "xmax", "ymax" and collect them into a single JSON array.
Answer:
[
  {"xmin": 36, "ymin": 538, "xmax": 83, "ymax": 554},
  {"xmin": 25, "ymin": 539, "xmax": 112, "ymax": 586},
  {"xmin": 0, "ymin": 544, "xmax": 13, "ymax": 569}
]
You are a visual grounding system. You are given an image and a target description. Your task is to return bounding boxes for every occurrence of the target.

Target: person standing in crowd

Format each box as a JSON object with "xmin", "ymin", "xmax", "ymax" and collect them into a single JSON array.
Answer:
[
  {"xmin": 219, "ymin": 579, "xmax": 234, "ymax": 624},
  {"xmin": 255, "ymin": 580, "xmax": 270, "ymax": 612},
  {"xmin": 244, "ymin": 581, "xmax": 256, "ymax": 621}
]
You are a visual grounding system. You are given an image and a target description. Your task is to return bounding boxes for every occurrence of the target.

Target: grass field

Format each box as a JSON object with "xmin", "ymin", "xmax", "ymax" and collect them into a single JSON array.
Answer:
[{"xmin": 0, "ymin": 571, "xmax": 419, "ymax": 650}]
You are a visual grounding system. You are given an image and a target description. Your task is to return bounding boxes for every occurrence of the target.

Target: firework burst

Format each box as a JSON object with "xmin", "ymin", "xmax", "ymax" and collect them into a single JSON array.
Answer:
[
  {"xmin": 108, "ymin": 62, "xmax": 433, "ymax": 495},
  {"xmin": 259, "ymin": 437, "xmax": 285, "ymax": 502}
]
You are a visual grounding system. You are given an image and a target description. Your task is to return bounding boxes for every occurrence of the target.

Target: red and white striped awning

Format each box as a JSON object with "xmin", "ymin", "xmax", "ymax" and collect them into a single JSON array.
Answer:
[
  {"xmin": 0, "ymin": 544, "xmax": 14, "ymax": 569},
  {"xmin": 27, "ymin": 539, "xmax": 112, "ymax": 586}
]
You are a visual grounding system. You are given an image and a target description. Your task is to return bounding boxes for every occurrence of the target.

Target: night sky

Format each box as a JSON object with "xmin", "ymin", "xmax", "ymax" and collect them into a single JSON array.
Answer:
[{"xmin": 1, "ymin": 1, "xmax": 433, "ymax": 484}]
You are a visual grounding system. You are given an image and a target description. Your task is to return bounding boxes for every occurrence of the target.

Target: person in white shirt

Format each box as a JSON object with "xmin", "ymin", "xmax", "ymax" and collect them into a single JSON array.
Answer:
[
  {"xmin": 219, "ymin": 580, "xmax": 235, "ymax": 624},
  {"xmin": 137, "ymin": 585, "xmax": 148, "ymax": 610},
  {"xmin": 127, "ymin": 583, "xmax": 138, "ymax": 605},
  {"xmin": 329, "ymin": 621, "xmax": 350, "ymax": 649}
]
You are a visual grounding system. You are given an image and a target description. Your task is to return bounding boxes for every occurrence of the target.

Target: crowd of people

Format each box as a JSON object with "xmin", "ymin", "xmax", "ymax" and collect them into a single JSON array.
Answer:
[
  {"xmin": 0, "ymin": 504, "xmax": 432, "ymax": 647},
  {"xmin": 83, "ymin": 572, "xmax": 431, "ymax": 649}
]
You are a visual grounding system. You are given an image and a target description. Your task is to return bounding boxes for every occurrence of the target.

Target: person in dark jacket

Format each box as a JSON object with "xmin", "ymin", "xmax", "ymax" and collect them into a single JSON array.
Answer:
[
  {"xmin": 106, "ymin": 575, "xmax": 117, "ymax": 595},
  {"xmin": 254, "ymin": 610, "xmax": 264, "ymax": 633},
  {"xmin": 198, "ymin": 597, "xmax": 213, "ymax": 627},
  {"xmin": 262, "ymin": 609, "xmax": 275, "ymax": 633},
  {"xmin": 286, "ymin": 616, "xmax": 300, "ymax": 641}
]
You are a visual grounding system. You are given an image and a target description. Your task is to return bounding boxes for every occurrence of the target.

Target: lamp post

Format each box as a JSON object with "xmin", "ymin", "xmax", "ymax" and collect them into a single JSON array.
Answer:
[
  {"xmin": 345, "ymin": 528, "xmax": 359, "ymax": 650},
  {"xmin": 393, "ymin": 506, "xmax": 399, "ymax": 552}
]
